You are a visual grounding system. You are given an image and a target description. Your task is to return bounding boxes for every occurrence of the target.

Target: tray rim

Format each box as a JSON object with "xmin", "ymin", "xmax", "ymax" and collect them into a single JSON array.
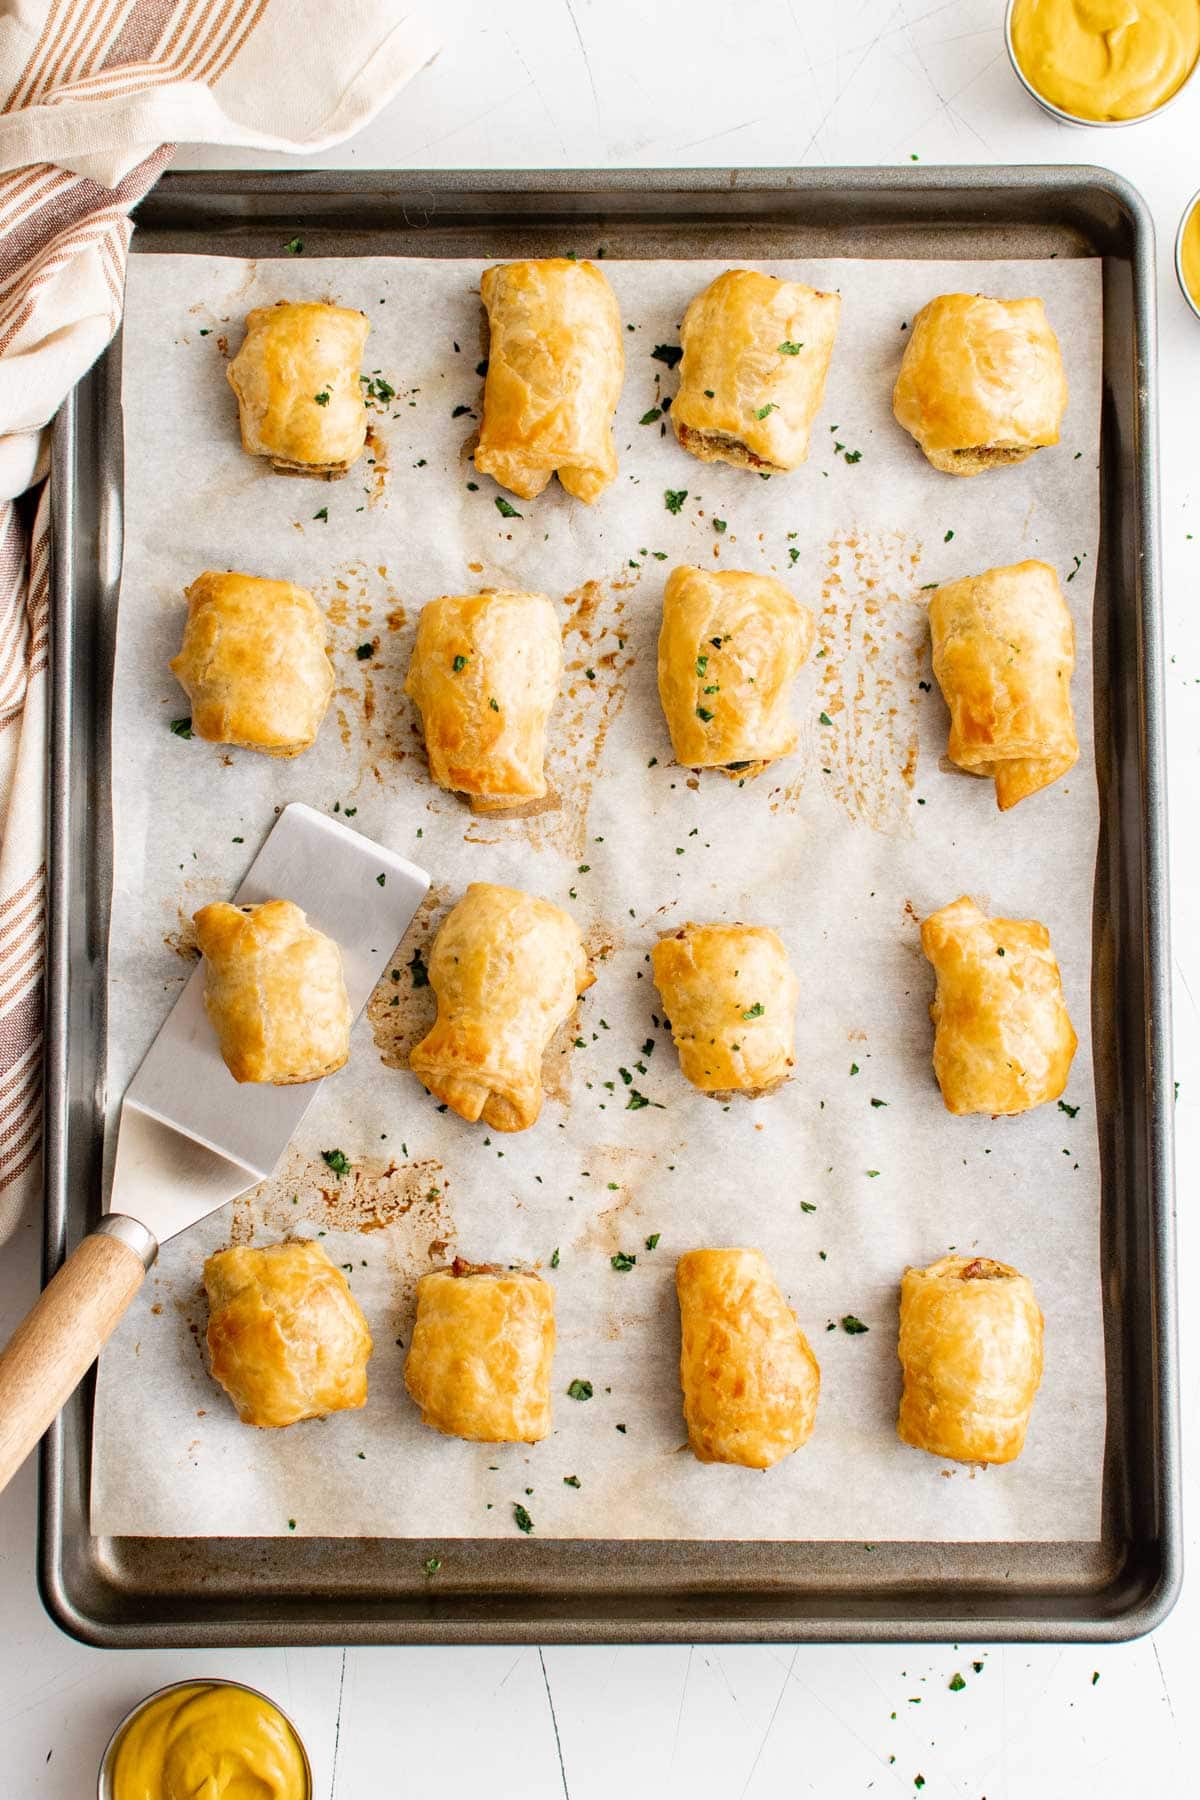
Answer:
[{"xmin": 38, "ymin": 162, "xmax": 1181, "ymax": 1648}]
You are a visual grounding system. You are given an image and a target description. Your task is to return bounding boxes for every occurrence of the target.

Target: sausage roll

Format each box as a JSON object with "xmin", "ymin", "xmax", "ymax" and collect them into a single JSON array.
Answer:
[
  {"xmin": 651, "ymin": 923, "xmax": 799, "ymax": 1093},
  {"xmin": 920, "ymin": 895, "xmax": 1077, "ymax": 1115},
  {"xmin": 409, "ymin": 882, "xmax": 592, "ymax": 1131},
  {"xmin": 170, "ymin": 570, "xmax": 334, "ymax": 758},
  {"xmin": 194, "ymin": 898, "xmax": 352, "ymax": 1085},
  {"xmin": 474, "ymin": 258, "xmax": 624, "ymax": 504},
  {"xmin": 226, "ymin": 300, "xmax": 369, "ymax": 477},
  {"xmin": 676, "ymin": 1248, "xmax": 820, "ymax": 1468},
  {"xmin": 892, "ymin": 293, "xmax": 1068, "ymax": 476},
  {"xmin": 404, "ymin": 1257, "xmax": 555, "ymax": 1443},
  {"xmin": 404, "ymin": 588, "xmax": 562, "ymax": 807},
  {"xmin": 671, "ymin": 269, "xmax": 841, "ymax": 473},
  {"xmin": 928, "ymin": 560, "xmax": 1078, "ymax": 810},
  {"xmin": 204, "ymin": 1238, "xmax": 372, "ymax": 1429},
  {"xmin": 658, "ymin": 565, "xmax": 815, "ymax": 776},
  {"xmin": 897, "ymin": 1253, "xmax": 1044, "ymax": 1464}
]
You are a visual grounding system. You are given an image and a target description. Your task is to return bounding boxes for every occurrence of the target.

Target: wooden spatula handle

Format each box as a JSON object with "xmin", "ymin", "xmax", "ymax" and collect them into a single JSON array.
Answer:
[{"xmin": 0, "ymin": 1218, "xmax": 155, "ymax": 1494}]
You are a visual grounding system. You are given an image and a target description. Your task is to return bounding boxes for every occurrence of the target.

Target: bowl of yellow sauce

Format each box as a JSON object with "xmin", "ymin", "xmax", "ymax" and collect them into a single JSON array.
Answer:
[
  {"xmin": 1177, "ymin": 191, "xmax": 1200, "ymax": 320},
  {"xmin": 98, "ymin": 1679, "xmax": 311, "ymax": 1800},
  {"xmin": 1006, "ymin": 0, "xmax": 1200, "ymax": 124}
]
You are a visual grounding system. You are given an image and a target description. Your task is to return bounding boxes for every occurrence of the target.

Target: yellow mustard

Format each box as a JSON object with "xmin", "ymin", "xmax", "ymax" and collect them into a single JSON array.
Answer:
[
  {"xmin": 1011, "ymin": 0, "xmax": 1200, "ymax": 119},
  {"xmin": 1182, "ymin": 200, "xmax": 1200, "ymax": 308},
  {"xmin": 110, "ymin": 1682, "xmax": 308, "ymax": 1800}
]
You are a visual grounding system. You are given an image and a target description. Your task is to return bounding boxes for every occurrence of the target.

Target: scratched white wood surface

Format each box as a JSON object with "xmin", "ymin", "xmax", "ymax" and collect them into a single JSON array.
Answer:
[{"xmin": 3, "ymin": 2, "xmax": 1199, "ymax": 1793}]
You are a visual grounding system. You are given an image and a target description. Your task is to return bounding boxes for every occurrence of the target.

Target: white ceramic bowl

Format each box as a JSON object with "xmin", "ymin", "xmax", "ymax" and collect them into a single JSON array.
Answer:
[
  {"xmin": 1004, "ymin": 0, "xmax": 1200, "ymax": 128},
  {"xmin": 97, "ymin": 1678, "xmax": 313, "ymax": 1799}
]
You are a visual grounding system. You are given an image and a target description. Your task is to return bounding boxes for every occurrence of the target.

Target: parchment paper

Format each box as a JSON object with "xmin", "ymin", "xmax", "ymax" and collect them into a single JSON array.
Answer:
[{"xmin": 92, "ymin": 250, "xmax": 1104, "ymax": 1541}]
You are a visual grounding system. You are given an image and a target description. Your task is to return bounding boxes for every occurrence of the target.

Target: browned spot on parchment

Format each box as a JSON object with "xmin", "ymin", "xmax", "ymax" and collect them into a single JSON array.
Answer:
[
  {"xmin": 364, "ymin": 425, "xmax": 390, "ymax": 507},
  {"xmin": 366, "ymin": 887, "xmax": 447, "ymax": 1070},
  {"xmin": 313, "ymin": 561, "xmax": 415, "ymax": 787},
  {"xmin": 771, "ymin": 533, "xmax": 928, "ymax": 833},
  {"xmin": 226, "ymin": 1151, "xmax": 457, "ymax": 1293}
]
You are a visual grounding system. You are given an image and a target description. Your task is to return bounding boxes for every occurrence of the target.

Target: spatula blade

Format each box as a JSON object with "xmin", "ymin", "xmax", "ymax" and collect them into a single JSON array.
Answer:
[{"xmin": 114, "ymin": 802, "xmax": 429, "ymax": 1244}]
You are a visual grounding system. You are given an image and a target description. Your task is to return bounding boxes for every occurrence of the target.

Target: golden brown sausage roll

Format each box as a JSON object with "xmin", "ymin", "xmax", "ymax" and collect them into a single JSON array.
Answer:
[
  {"xmin": 409, "ymin": 882, "xmax": 592, "ymax": 1131},
  {"xmin": 194, "ymin": 899, "xmax": 352, "ymax": 1085},
  {"xmin": 226, "ymin": 300, "xmax": 369, "ymax": 477},
  {"xmin": 474, "ymin": 258, "xmax": 624, "ymax": 504},
  {"xmin": 676, "ymin": 1248, "xmax": 820, "ymax": 1468},
  {"xmin": 897, "ymin": 1253, "xmax": 1044, "ymax": 1464},
  {"xmin": 404, "ymin": 1257, "xmax": 555, "ymax": 1443},
  {"xmin": 929, "ymin": 560, "xmax": 1079, "ymax": 810},
  {"xmin": 404, "ymin": 588, "xmax": 562, "ymax": 807},
  {"xmin": 657, "ymin": 565, "xmax": 815, "ymax": 776},
  {"xmin": 671, "ymin": 269, "xmax": 841, "ymax": 473},
  {"xmin": 170, "ymin": 570, "xmax": 334, "ymax": 758},
  {"xmin": 892, "ymin": 293, "xmax": 1067, "ymax": 475},
  {"xmin": 204, "ymin": 1238, "xmax": 372, "ymax": 1428},
  {"xmin": 651, "ymin": 923, "xmax": 798, "ymax": 1093},
  {"xmin": 920, "ymin": 896, "xmax": 1077, "ymax": 1115}
]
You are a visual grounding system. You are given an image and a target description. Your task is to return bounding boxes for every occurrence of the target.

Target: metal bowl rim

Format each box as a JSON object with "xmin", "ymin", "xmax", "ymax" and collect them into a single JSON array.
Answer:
[
  {"xmin": 1175, "ymin": 187, "xmax": 1200, "ymax": 322},
  {"xmin": 97, "ymin": 1676, "xmax": 313, "ymax": 1798}
]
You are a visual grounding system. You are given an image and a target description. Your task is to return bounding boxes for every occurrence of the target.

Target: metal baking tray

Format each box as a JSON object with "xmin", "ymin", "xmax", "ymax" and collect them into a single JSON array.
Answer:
[{"xmin": 41, "ymin": 167, "xmax": 1179, "ymax": 1646}]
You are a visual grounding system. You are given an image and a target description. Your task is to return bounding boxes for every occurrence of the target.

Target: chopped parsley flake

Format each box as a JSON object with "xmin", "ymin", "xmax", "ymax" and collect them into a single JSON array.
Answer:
[
  {"xmin": 778, "ymin": 340, "xmax": 804, "ymax": 355},
  {"xmin": 513, "ymin": 1503, "xmax": 534, "ymax": 1534},
  {"xmin": 713, "ymin": 517, "xmax": 727, "ymax": 534},
  {"xmin": 645, "ymin": 1232, "xmax": 661, "ymax": 1250},
  {"xmin": 356, "ymin": 642, "xmax": 373, "ymax": 660},
  {"xmin": 409, "ymin": 949, "xmax": 429, "ymax": 988},
  {"xmin": 169, "ymin": 716, "xmax": 193, "ymax": 739},
  {"xmin": 639, "ymin": 407, "xmax": 662, "ymax": 425},
  {"xmin": 819, "ymin": 711, "xmax": 833, "ymax": 727},
  {"xmin": 563, "ymin": 1475, "xmax": 581, "ymax": 1488},
  {"xmin": 695, "ymin": 654, "xmax": 709, "ymax": 677},
  {"xmin": 550, "ymin": 1248, "xmax": 560, "ymax": 1268},
  {"xmin": 452, "ymin": 653, "xmax": 468, "ymax": 672},
  {"xmin": 567, "ymin": 1379, "xmax": 593, "ymax": 1401},
  {"xmin": 313, "ymin": 507, "xmax": 328, "ymax": 522},
  {"xmin": 696, "ymin": 705, "xmax": 714, "ymax": 722},
  {"xmin": 283, "ymin": 237, "xmax": 304, "ymax": 255},
  {"xmin": 321, "ymin": 1149, "xmax": 351, "ymax": 1178},
  {"xmin": 423, "ymin": 1556, "xmax": 442, "ymax": 1577},
  {"xmin": 755, "ymin": 402, "xmax": 778, "ymax": 420},
  {"xmin": 611, "ymin": 1251, "xmax": 637, "ymax": 1272},
  {"xmin": 1058, "ymin": 1099, "xmax": 1080, "ymax": 1118},
  {"xmin": 651, "ymin": 343, "xmax": 683, "ymax": 368},
  {"xmin": 841, "ymin": 1315, "xmax": 869, "ymax": 1334},
  {"xmin": 949, "ymin": 1673, "xmax": 966, "ymax": 1692},
  {"xmin": 742, "ymin": 1002, "xmax": 765, "ymax": 1020},
  {"xmin": 664, "ymin": 488, "xmax": 688, "ymax": 514},
  {"xmin": 489, "ymin": 697, "xmax": 500, "ymax": 712},
  {"xmin": 314, "ymin": 389, "xmax": 331, "ymax": 406},
  {"xmin": 495, "ymin": 496, "xmax": 523, "ymax": 519}
]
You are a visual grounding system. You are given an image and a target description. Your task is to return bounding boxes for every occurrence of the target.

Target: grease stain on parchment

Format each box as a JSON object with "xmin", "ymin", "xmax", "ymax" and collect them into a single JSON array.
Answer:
[
  {"xmin": 313, "ymin": 560, "xmax": 414, "ymax": 787},
  {"xmin": 366, "ymin": 886, "xmax": 446, "ymax": 1070},
  {"xmin": 771, "ymin": 531, "xmax": 928, "ymax": 832},
  {"xmin": 228, "ymin": 1147, "xmax": 457, "ymax": 1288}
]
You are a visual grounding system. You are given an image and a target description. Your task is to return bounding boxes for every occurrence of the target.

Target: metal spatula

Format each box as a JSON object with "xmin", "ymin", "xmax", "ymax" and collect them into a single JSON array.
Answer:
[{"xmin": 0, "ymin": 802, "xmax": 430, "ymax": 1494}]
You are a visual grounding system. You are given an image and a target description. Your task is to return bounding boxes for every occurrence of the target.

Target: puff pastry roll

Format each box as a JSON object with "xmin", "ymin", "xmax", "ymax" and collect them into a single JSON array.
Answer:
[
  {"xmin": 897, "ymin": 1254, "xmax": 1044, "ymax": 1464},
  {"xmin": 676, "ymin": 1248, "xmax": 820, "ymax": 1468},
  {"xmin": 474, "ymin": 258, "xmax": 624, "ymax": 503},
  {"xmin": 920, "ymin": 896, "xmax": 1077, "ymax": 1115},
  {"xmin": 671, "ymin": 269, "xmax": 840, "ymax": 473},
  {"xmin": 409, "ymin": 882, "xmax": 592, "ymax": 1131},
  {"xmin": 929, "ymin": 560, "xmax": 1078, "ymax": 810},
  {"xmin": 226, "ymin": 300, "xmax": 369, "ymax": 476},
  {"xmin": 170, "ymin": 570, "xmax": 334, "ymax": 758},
  {"xmin": 404, "ymin": 588, "xmax": 562, "ymax": 806},
  {"xmin": 658, "ymin": 565, "xmax": 815, "ymax": 776},
  {"xmin": 204, "ymin": 1238, "xmax": 372, "ymax": 1429},
  {"xmin": 404, "ymin": 1257, "xmax": 555, "ymax": 1443},
  {"xmin": 892, "ymin": 293, "xmax": 1067, "ymax": 476},
  {"xmin": 651, "ymin": 923, "xmax": 799, "ymax": 1093},
  {"xmin": 194, "ymin": 899, "xmax": 352, "ymax": 1085}
]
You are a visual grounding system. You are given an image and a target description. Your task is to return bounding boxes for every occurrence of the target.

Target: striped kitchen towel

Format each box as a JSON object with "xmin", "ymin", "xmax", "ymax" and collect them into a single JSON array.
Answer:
[{"xmin": 0, "ymin": 1, "xmax": 440, "ymax": 1244}]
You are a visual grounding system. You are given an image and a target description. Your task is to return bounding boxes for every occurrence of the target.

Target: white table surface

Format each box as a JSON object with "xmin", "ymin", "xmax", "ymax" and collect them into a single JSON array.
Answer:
[{"xmin": 3, "ymin": 2, "xmax": 1199, "ymax": 1793}]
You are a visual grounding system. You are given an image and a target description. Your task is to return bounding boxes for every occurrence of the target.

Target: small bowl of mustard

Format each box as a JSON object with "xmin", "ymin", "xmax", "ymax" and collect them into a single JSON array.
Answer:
[
  {"xmin": 1176, "ymin": 189, "xmax": 1200, "ymax": 321},
  {"xmin": 1005, "ymin": 0, "xmax": 1200, "ymax": 126},
  {"xmin": 98, "ymin": 1677, "xmax": 312, "ymax": 1800}
]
